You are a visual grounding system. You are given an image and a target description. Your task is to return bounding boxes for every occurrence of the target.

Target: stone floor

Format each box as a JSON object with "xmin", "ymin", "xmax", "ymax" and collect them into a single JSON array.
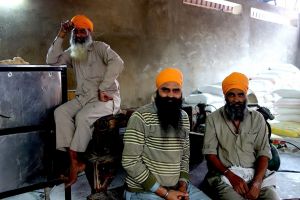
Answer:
[
  {"xmin": 2, "ymin": 170, "xmax": 126, "ymax": 200},
  {"xmin": 2, "ymin": 138, "xmax": 300, "ymax": 200}
]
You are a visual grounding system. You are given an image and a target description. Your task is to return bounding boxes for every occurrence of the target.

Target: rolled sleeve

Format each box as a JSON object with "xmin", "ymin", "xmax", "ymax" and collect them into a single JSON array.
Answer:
[
  {"xmin": 179, "ymin": 171, "xmax": 189, "ymax": 183},
  {"xmin": 202, "ymin": 116, "xmax": 218, "ymax": 155},
  {"xmin": 255, "ymin": 117, "xmax": 272, "ymax": 159}
]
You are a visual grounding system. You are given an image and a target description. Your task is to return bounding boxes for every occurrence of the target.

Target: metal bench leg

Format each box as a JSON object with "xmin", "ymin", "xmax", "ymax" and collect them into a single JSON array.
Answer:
[
  {"xmin": 44, "ymin": 187, "xmax": 51, "ymax": 200},
  {"xmin": 65, "ymin": 186, "xmax": 71, "ymax": 200}
]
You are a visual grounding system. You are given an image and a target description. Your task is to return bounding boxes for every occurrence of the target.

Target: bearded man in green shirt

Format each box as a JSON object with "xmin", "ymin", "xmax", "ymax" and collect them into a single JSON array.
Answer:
[{"xmin": 203, "ymin": 72, "xmax": 280, "ymax": 200}]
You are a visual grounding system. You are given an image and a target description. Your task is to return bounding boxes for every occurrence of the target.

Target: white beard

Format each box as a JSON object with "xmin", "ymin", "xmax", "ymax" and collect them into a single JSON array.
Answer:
[{"xmin": 70, "ymin": 33, "xmax": 92, "ymax": 61}]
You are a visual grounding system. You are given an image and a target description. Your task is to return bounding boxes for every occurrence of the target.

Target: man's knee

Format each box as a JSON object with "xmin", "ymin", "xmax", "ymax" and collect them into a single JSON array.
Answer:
[
  {"xmin": 211, "ymin": 182, "xmax": 244, "ymax": 200},
  {"xmin": 75, "ymin": 111, "xmax": 89, "ymax": 126},
  {"xmin": 54, "ymin": 106, "xmax": 65, "ymax": 120},
  {"xmin": 188, "ymin": 183, "xmax": 211, "ymax": 200},
  {"xmin": 260, "ymin": 186, "xmax": 280, "ymax": 200}
]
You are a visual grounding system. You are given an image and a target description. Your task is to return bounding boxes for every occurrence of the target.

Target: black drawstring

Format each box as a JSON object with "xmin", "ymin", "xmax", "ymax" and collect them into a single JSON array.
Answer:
[{"xmin": 0, "ymin": 114, "xmax": 10, "ymax": 119}]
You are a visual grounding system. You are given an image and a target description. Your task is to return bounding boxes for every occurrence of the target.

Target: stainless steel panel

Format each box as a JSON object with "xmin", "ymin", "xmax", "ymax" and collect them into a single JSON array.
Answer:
[
  {"xmin": 0, "ymin": 131, "xmax": 47, "ymax": 193},
  {"xmin": 0, "ymin": 71, "xmax": 62, "ymax": 129}
]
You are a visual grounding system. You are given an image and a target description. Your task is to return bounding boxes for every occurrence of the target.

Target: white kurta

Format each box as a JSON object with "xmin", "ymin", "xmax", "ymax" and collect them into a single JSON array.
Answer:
[{"xmin": 46, "ymin": 37, "xmax": 124, "ymax": 152}]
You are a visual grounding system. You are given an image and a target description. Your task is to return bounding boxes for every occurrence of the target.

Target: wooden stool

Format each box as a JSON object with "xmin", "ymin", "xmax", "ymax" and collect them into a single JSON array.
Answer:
[{"xmin": 84, "ymin": 110, "xmax": 133, "ymax": 195}]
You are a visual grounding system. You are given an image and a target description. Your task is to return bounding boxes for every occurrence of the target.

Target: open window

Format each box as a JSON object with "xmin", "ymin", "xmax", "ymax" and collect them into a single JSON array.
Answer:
[{"xmin": 183, "ymin": 0, "xmax": 242, "ymax": 15}]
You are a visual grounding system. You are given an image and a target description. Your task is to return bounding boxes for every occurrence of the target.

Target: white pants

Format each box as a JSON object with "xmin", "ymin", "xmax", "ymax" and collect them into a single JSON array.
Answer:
[{"xmin": 54, "ymin": 97, "xmax": 120, "ymax": 152}]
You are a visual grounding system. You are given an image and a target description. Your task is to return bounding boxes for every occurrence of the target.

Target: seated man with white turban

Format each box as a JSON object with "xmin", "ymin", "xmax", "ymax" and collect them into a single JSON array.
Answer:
[
  {"xmin": 46, "ymin": 15, "xmax": 124, "ymax": 187},
  {"xmin": 202, "ymin": 72, "xmax": 280, "ymax": 200},
  {"xmin": 122, "ymin": 68, "xmax": 210, "ymax": 200}
]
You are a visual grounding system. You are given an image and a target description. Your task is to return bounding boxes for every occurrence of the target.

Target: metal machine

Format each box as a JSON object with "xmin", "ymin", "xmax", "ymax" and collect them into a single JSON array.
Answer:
[{"xmin": 0, "ymin": 64, "xmax": 67, "ymax": 198}]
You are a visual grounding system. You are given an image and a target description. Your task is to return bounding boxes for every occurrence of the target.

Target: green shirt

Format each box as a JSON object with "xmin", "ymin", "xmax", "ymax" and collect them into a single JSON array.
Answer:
[
  {"xmin": 203, "ymin": 106, "xmax": 271, "ymax": 169},
  {"xmin": 122, "ymin": 102, "xmax": 190, "ymax": 192}
]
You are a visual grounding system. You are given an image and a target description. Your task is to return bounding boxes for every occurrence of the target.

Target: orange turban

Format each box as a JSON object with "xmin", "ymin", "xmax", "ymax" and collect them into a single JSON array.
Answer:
[
  {"xmin": 156, "ymin": 68, "xmax": 183, "ymax": 89},
  {"xmin": 222, "ymin": 72, "xmax": 249, "ymax": 95},
  {"xmin": 71, "ymin": 15, "xmax": 94, "ymax": 32}
]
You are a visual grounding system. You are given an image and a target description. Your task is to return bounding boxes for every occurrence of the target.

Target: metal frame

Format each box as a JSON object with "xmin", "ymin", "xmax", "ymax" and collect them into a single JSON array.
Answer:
[{"xmin": 0, "ymin": 65, "xmax": 70, "ymax": 199}]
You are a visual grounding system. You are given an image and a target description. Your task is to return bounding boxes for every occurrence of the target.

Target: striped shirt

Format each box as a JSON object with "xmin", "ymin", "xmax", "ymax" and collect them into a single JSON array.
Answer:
[{"xmin": 122, "ymin": 102, "xmax": 190, "ymax": 192}]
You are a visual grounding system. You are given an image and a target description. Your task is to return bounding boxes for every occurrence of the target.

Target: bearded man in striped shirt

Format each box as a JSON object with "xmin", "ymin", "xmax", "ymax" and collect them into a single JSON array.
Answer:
[{"xmin": 122, "ymin": 68, "xmax": 210, "ymax": 200}]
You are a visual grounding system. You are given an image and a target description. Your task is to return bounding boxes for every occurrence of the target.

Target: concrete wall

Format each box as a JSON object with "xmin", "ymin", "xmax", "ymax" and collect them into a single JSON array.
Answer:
[{"xmin": 0, "ymin": 0, "xmax": 298, "ymax": 108}]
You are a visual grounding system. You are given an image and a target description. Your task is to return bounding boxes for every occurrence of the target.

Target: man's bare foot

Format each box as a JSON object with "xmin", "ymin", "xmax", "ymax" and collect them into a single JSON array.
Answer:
[{"xmin": 65, "ymin": 162, "xmax": 86, "ymax": 188}]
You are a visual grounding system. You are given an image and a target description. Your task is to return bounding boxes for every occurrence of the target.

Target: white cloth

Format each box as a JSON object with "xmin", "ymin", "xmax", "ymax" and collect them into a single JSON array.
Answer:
[{"xmin": 221, "ymin": 166, "xmax": 276, "ymax": 188}]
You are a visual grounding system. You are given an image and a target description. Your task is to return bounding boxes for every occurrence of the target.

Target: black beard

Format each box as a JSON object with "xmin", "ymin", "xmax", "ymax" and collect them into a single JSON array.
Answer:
[
  {"xmin": 224, "ymin": 99, "xmax": 247, "ymax": 121},
  {"xmin": 155, "ymin": 91, "xmax": 183, "ymax": 132}
]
